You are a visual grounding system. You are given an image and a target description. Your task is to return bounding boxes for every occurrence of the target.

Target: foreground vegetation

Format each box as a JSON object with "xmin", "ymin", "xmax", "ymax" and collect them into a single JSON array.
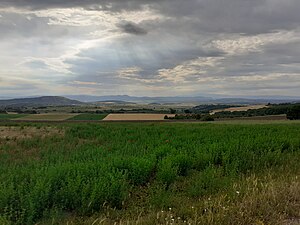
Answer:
[{"xmin": 0, "ymin": 122, "xmax": 299, "ymax": 224}]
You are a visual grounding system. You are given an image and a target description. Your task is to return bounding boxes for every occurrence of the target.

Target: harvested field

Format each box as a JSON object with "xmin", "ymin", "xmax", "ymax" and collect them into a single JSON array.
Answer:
[
  {"xmin": 103, "ymin": 113, "xmax": 175, "ymax": 121},
  {"xmin": 0, "ymin": 126, "xmax": 63, "ymax": 140},
  {"xmin": 13, "ymin": 113, "xmax": 78, "ymax": 121},
  {"xmin": 211, "ymin": 104, "xmax": 267, "ymax": 114}
]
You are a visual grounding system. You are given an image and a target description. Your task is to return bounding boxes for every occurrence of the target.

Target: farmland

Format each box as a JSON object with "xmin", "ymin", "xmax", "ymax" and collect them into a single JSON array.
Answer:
[
  {"xmin": 210, "ymin": 105, "xmax": 267, "ymax": 114},
  {"xmin": 0, "ymin": 114, "xmax": 27, "ymax": 120},
  {"xmin": 0, "ymin": 113, "xmax": 108, "ymax": 122},
  {"xmin": 12, "ymin": 113, "xmax": 78, "ymax": 121},
  {"xmin": 0, "ymin": 121, "xmax": 299, "ymax": 225},
  {"xmin": 68, "ymin": 114, "xmax": 108, "ymax": 121},
  {"xmin": 103, "ymin": 113, "xmax": 174, "ymax": 121}
]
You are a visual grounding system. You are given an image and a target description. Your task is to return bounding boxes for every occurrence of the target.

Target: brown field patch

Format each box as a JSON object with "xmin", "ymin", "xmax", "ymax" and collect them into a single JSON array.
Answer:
[
  {"xmin": 13, "ymin": 113, "xmax": 78, "ymax": 121},
  {"xmin": 103, "ymin": 113, "xmax": 175, "ymax": 121},
  {"xmin": 0, "ymin": 126, "xmax": 64, "ymax": 140}
]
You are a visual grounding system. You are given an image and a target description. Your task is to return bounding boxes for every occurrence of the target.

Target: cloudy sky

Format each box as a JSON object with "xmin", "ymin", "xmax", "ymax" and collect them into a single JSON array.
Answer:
[{"xmin": 0, "ymin": 0, "xmax": 300, "ymax": 97}]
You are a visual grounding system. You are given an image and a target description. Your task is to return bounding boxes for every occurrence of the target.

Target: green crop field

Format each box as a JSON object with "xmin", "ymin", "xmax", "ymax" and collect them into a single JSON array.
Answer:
[
  {"xmin": 12, "ymin": 113, "xmax": 77, "ymax": 121},
  {"xmin": 0, "ymin": 122, "xmax": 299, "ymax": 225},
  {"xmin": 0, "ymin": 114, "xmax": 27, "ymax": 120},
  {"xmin": 68, "ymin": 113, "xmax": 108, "ymax": 121}
]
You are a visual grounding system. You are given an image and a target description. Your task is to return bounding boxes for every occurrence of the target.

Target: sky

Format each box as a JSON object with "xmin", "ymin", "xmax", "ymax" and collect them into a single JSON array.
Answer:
[{"xmin": 0, "ymin": 0, "xmax": 300, "ymax": 98}]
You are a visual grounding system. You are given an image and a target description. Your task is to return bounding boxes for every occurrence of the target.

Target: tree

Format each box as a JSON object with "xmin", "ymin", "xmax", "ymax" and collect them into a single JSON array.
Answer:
[
  {"xmin": 184, "ymin": 109, "xmax": 192, "ymax": 114},
  {"xmin": 169, "ymin": 108, "xmax": 176, "ymax": 114},
  {"xmin": 287, "ymin": 105, "xmax": 300, "ymax": 120}
]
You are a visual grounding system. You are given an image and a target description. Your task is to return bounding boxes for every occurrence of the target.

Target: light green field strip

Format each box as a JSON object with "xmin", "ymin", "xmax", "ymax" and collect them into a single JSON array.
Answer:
[{"xmin": 12, "ymin": 113, "xmax": 79, "ymax": 121}]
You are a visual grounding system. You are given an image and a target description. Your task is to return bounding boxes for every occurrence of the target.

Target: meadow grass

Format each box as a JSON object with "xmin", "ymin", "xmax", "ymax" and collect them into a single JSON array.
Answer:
[
  {"xmin": 67, "ymin": 114, "xmax": 108, "ymax": 121},
  {"xmin": 0, "ymin": 122, "xmax": 299, "ymax": 224}
]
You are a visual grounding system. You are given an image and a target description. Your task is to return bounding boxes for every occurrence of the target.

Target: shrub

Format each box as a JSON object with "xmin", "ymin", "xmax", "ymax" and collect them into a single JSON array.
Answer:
[
  {"xmin": 188, "ymin": 166, "xmax": 230, "ymax": 197},
  {"xmin": 156, "ymin": 157, "xmax": 178, "ymax": 187},
  {"xmin": 193, "ymin": 151, "xmax": 212, "ymax": 171},
  {"xmin": 171, "ymin": 154, "xmax": 193, "ymax": 176},
  {"xmin": 114, "ymin": 157, "xmax": 155, "ymax": 185},
  {"xmin": 149, "ymin": 185, "xmax": 172, "ymax": 209}
]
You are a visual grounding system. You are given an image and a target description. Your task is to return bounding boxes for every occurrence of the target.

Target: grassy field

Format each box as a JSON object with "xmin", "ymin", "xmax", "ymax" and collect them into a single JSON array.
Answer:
[
  {"xmin": 68, "ymin": 113, "xmax": 108, "ymax": 121},
  {"xmin": 0, "ymin": 122, "xmax": 299, "ymax": 225},
  {"xmin": 0, "ymin": 114, "xmax": 27, "ymax": 120}
]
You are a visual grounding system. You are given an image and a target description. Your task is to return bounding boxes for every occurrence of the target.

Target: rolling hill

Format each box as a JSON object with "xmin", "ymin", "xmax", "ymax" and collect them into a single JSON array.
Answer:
[{"xmin": 0, "ymin": 96, "xmax": 83, "ymax": 108}]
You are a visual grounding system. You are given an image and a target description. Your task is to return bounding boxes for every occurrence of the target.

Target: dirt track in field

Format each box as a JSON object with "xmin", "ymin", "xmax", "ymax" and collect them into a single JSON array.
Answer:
[{"xmin": 103, "ymin": 114, "xmax": 175, "ymax": 121}]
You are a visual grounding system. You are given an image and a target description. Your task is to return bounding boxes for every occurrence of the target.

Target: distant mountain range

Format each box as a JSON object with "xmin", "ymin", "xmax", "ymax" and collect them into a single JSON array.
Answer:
[
  {"xmin": 0, "ymin": 96, "xmax": 82, "ymax": 108},
  {"xmin": 65, "ymin": 95, "xmax": 300, "ymax": 104},
  {"xmin": 64, "ymin": 95, "xmax": 214, "ymax": 104},
  {"xmin": 0, "ymin": 95, "xmax": 299, "ymax": 108}
]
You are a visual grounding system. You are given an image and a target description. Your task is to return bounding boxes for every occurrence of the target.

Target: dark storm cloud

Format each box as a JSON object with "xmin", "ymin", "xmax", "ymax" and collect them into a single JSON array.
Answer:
[
  {"xmin": 1, "ymin": 0, "xmax": 300, "ymax": 96},
  {"xmin": 117, "ymin": 21, "xmax": 148, "ymax": 35},
  {"xmin": 2, "ymin": 0, "xmax": 300, "ymax": 34},
  {"xmin": 0, "ymin": 0, "xmax": 156, "ymax": 11}
]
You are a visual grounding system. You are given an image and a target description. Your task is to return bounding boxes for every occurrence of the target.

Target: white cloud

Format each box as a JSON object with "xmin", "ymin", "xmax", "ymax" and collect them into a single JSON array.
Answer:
[
  {"xmin": 71, "ymin": 81, "xmax": 103, "ymax": 86},
  {"xmin": 212, "ymin": 30, "xmax": 300, "ymax": 55},
  {"xmin": 158, "ymin": 57, "xmax": 223, "ymax": 83},
  {"xmin": 0, "ymin": 6, "xmax": 164, "ymax": 27}
]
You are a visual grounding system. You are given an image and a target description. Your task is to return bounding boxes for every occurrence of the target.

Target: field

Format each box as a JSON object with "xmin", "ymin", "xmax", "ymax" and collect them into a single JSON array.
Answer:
[
  {"xmin": 0, "ymin": 113, "xmax": 109, "ymax": 122},
  {"xmin": 12, "ymin": 113, "xmax": 77, "ymax": 121},
  {"xmin": 0, "ymin": 114, "xmax": 27, "ymax": 120},
  {"xmin": 68, "ymin": 114, "xmax": 108, "ymax": 121},
  {"xmin": 216, "ymin": 114, "xmax": 288, "ymax": 121},
  {"xmin": 211, "ymin": 104, "xmax": 267, "ymax": 114},
  {"xmin": 103, "ymin": 113, "xmax": 175, "ymax": 121},
  {"xmin": 0, "ymin": 126, "xmax": 63, "ymax": 140},
  {"xmin": 0, "ymin": 121, "xmax": 299, "ymax": 225}
]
